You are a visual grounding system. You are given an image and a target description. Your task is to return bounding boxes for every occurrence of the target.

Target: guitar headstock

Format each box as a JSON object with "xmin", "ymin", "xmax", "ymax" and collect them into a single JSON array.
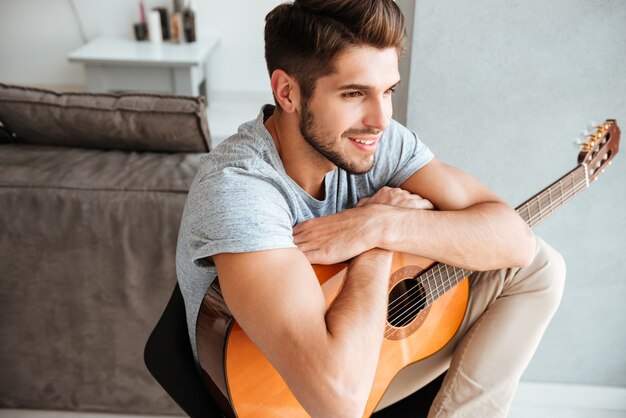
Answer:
[{"xmin": 578, "ymin": 119, "xmax": 620, "ymax": 182}]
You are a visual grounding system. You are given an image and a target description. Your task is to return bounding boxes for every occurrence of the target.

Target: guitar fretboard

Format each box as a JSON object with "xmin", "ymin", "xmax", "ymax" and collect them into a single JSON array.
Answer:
[
  {"xmin": 516, "ymin": 165, "xmax": 588, "ymax": 227},
  {"xmin": 422, "ymin": 164, "xmax": 589, "ymax": 304}
]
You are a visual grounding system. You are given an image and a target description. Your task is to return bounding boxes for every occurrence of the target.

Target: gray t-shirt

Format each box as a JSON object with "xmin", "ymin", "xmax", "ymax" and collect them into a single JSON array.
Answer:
[{"xmin": 176, "ymin": 105, "xmax": 434, "ymax": 361}]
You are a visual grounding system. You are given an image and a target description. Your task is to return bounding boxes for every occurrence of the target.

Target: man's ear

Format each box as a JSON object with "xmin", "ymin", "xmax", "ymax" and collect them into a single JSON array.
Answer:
[{"xmin": 270, "ymin": 70, "xmax": 300, "ymax": 113}]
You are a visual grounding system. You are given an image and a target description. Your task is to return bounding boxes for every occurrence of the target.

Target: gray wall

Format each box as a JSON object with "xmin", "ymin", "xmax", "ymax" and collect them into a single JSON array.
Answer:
[
  {"xmin": 407, "ymin": 0, "xmax": 626, "ymax": 386},
  {"xmin": 393, "ymin": 0, "xmax": 416, "ymax": 126}
]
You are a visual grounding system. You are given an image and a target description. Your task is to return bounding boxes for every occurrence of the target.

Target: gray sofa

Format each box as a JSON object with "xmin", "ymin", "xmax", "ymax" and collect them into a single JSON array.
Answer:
[{"xmin": 0, "ymin": 83, "xmax": 210, "ymax": 415}]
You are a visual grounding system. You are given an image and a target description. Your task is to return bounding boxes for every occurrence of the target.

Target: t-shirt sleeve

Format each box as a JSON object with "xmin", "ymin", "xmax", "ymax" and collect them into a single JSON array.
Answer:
[
  {"xmin": 367, "ymin": 121, "xmax": 435, "ymax": 190},
  {"xmin": 184, "ymin": 167, "xmax": 296, "ymax": 263}
]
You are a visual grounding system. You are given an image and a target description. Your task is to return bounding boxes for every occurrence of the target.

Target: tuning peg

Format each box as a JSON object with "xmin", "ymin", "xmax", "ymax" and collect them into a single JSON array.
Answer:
[
  {"xmin": 573, "ymin": 131, "xmax": 591, "ymax": 147},
  {"xmin": 587, "ymin": 120, "xmax": 599, "ymax": 131}
]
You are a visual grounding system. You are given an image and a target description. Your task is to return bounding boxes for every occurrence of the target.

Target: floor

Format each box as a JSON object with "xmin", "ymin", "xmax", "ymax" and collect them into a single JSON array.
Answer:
[
  {"xmin": 1, "ymin": 382, "xmax": 625, "ymax": 418},
  {"xmin": 206, "ymin": 90, "xmax": 272, "ymax": 148},
  {"xmin": 508, "ymin": 382, "xmax": 626, "ymax": 418}
]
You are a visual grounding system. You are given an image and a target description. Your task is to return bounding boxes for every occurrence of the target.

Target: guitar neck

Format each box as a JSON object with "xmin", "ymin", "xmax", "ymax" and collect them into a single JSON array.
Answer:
[
  {"xmin": 424, "ymin": 163, "xmax": 589, "ymax": 304},
  {"xmin": 515, "ymin": 164, "xmax": 588, "ymax": 227}
]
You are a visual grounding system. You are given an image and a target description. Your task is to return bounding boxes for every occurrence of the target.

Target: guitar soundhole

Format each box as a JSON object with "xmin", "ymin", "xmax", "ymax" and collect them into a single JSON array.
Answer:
[{"xmin": 387, "ymin": 278, "xmax": 427, "ymax": 327}]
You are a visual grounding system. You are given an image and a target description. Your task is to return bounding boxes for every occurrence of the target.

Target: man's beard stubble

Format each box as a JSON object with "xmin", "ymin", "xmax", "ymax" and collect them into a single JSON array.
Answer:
[{"xmin": 298, "ymin": 98, "xmax": 378, "ymax": 175}]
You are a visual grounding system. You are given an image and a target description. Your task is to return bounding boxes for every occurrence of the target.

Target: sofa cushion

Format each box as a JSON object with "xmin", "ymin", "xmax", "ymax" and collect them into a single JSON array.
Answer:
[
  {"xmin": 0, "ymin": 83, "xmax": 211, "ymax": 152},
  {"xmin": 0, "ymin": 143, "xmax": 203, "ymax": 192}
]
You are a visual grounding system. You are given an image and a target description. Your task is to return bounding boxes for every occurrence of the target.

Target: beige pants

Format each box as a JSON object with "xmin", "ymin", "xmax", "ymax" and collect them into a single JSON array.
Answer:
[{"xmin": 375, "ymin": 237, "xmax": 566, "ymax": 417}]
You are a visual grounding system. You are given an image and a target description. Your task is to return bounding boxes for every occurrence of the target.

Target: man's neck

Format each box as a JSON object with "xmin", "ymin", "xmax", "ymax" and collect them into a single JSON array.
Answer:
[{"xmin": 265, "ymin": 109, "xmax": 334, "ymax": 200}]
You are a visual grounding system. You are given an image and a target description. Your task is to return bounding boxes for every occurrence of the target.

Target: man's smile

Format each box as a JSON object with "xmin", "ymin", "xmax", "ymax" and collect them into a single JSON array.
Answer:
[
  {"xmin": 346, "ymin": 134, "xmax": 381, "ymax": 152},
  {"xmin": 352, "ymin": 138, "xmax": 376, "ymax": 145}
]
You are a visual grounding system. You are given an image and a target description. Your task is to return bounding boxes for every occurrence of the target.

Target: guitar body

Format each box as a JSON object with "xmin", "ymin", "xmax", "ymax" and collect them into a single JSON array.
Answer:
[
  {"xmin": 197, "ymin": 120, "xmax": 619, "ymax": 418},
  {"xmin": 197, "ymin": 252, "xmax": 469, "ymax": 418}
]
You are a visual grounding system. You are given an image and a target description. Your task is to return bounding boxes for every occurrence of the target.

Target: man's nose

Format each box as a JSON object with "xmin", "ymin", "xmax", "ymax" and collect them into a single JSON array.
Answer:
[{"xmin": 363, "ymin": 96, "xmax": 391, "ymax": 131}]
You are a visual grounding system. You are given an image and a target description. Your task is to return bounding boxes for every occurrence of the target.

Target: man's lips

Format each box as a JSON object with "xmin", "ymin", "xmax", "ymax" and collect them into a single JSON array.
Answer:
[
  {"xmin": 350, "ymin": 137, "xmax": 378, "ymax": 145},
  {"xmin": 346, "ymin": 135, "xmax": 380, "ymax": 151}
]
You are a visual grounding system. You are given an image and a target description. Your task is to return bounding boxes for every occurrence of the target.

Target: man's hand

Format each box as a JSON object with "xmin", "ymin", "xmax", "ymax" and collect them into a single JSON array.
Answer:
[
  {"xmin": 293, "ymin": 206, "xmax": 377, "ymax": 265},
  {"xmin": 293, "ymin": 187, "xmax": 434, "ymax": 265},
  {"xmin": 356, "ymin": 186, "xmax": 434, "ymax": 210}
]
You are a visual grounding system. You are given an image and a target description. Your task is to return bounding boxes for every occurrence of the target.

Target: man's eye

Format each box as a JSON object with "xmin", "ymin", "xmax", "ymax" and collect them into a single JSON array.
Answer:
[
  {"xmin": 343, "ymin": 91, "xmax": 362, "ymax": 98},
  {"xmin": 385, "ymin": 87, "xmax": 396, "ymax": 95}
]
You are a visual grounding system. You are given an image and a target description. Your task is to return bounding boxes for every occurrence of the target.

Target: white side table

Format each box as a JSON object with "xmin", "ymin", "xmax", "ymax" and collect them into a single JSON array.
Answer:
[{"xmin": 68, "ymin": 37, "xmax": 218, "ymax": 100}]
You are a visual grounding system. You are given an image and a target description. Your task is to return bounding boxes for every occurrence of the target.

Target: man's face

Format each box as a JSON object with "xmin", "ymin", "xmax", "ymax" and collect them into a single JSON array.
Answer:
[{"xmin": 298, "ymin": 46, "xmax": 400, "ymax": 174}]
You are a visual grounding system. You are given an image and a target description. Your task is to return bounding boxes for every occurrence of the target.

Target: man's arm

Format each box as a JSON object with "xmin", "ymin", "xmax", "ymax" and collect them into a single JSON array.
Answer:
[
  {"xmin": 213, "ymin": 247, "xmax": 392, "ymax": 418},
  {"xmin": 293, "ymin": 158, "xmax": 535, "ymax": 270}
]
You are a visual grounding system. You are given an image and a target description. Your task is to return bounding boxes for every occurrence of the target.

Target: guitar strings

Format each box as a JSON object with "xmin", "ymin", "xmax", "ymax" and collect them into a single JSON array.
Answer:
[
  {"xmin": 384, "ymin": 178, "xmax": 587, "ymax": 338},
  {"xmin": 383, "ymin": 178, "xmax": 588, "ymax": 339},
  {"xmin": 384, "ymin": 174, "xmax": 587, "ymax": 320},
  {"xmin": 385, "ymin": 177, "xmax": 587, "ymax": 332},
  {"xmin": 385, "ymin": 264, "xmax": 459, "ymax": 321},
  {"xmin": 385, "ymin": 262, "xmax": 469, "ymax": 319},
  {"xmin": 385, "ymin": 267, "xmax": 468, "ymax": 339}
]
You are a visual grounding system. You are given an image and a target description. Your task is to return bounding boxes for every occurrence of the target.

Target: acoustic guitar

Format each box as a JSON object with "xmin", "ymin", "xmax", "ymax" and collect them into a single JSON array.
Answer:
[{"xmin": 197, "ymin": 119, "xmax": 620, "ymax": 417}]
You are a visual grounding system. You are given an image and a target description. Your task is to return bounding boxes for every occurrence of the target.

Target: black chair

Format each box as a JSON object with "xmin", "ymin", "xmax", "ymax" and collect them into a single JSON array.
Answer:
[
  {"xmin": 144, "ymin": 283, "xmax": 443, "ymax": 418},
  {"xmin": 144, "ymin": 283, "xmax": 223, "ymax": 417}
]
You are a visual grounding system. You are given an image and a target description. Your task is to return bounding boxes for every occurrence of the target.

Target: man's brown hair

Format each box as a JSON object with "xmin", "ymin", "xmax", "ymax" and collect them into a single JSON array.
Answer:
[{"xmin": 264, "ymin": 0, "xmax": 406, "ymax": 102}]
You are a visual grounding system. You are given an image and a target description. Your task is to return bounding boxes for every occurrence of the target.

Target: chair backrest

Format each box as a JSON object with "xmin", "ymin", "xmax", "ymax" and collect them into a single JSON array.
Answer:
[{"xmin": 144, "ymin": 283, "xmax": 223, "ymax": 418}]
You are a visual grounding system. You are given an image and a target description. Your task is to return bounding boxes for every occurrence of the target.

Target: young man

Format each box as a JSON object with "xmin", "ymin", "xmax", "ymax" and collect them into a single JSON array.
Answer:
[{"xmin": 176, "ymin": 1, "xmax": 566, "ymax": 417}]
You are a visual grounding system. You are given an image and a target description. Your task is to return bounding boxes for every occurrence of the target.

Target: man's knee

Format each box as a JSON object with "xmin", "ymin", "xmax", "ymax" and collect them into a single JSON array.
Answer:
[
  {"xmin": 530, "ymin": 237, "xmax": 566, "ymax": 311},
  {"xmin": 505, "ymin": 237, "xmax": 566, "ymax": 314}
]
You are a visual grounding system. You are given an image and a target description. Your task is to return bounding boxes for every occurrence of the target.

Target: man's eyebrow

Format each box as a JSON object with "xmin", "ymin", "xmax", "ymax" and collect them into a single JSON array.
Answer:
[
  {"xmin": 338, "ymin": 80, "xmax": 401, "ymax": 91},
  {"xmin": 338, "ymin": 83, "xmax": 372, "ymax": 90}
]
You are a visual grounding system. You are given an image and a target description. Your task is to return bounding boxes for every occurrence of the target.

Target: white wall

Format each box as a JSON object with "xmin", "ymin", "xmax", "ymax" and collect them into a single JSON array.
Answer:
[
  {"xmin": 408, "ymin": 0, "xmax": 626, "ymax": 386},
  {"xmin": 0, "ymin": 0, "xmax": 280, "ymax": 95},
  {"xmin": 0, "ymin": 0, "xmax": 85, "ymax": 87}
]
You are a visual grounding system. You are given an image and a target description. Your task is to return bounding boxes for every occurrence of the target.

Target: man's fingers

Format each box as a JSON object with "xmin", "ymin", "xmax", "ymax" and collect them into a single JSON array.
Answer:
[
  {"xmin": 295, "ymin": 240, "xmax": 316, "ymax": 253},
  {"xmin": 356, "ymin": 187, "xmax": 434, "ymax": 210},
  {"xmin": 293, "ymin": 221, "xmax": 314, "ymax": 240},
  {"xmin": 413, "ymin": 197, "xmax": 434, "ymax": 210}
]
